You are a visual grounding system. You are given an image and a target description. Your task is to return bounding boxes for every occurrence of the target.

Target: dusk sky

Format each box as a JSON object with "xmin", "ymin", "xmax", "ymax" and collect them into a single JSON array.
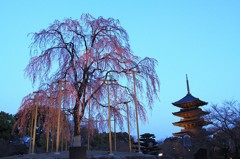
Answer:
[{"xmin": 0, "ymin": 0, "xmax": 240, "ymax": 140}]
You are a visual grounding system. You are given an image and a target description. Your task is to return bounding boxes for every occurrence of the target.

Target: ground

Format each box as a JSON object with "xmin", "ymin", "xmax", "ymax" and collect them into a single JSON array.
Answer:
[{"xmin": 0, "ymin": 151, "xmax": 158, "ymax": 159}]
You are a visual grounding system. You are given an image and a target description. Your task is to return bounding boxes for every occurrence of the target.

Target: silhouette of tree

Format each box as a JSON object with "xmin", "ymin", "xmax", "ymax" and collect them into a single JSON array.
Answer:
[
  {"xmin": 205, "ymin": 100, "xmax": 240, "ymax": 158},
  {"xmin": 160, "ymin": 137, "xmax": 185, "ymax": 158},
  {"xmin": 135, "ymin": 133, "xmax": 159, "ymax": 155},
  {"xmin": 0, "ymin": 111, "xmax": 28, "ymax": 157},
  {"xmin": 25, "ymin": 13, "xmax": 160, "ymax": 146},
  {"xmin": 0, "ymin": 111, "xmax": 15, "ymax": 141}
]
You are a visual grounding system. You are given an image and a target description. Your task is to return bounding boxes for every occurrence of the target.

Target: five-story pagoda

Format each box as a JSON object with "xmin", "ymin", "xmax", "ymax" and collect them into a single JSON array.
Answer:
[{"xmin": 172, "ymin": 75, "xmax": 210, "ymax": 138}]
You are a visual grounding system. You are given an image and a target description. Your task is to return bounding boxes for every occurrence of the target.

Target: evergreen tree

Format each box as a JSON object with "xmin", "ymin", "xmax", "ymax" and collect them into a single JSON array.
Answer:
[
  {"xmin": 0, "ymin": 111, "xmax": 15, "ymax": 141},
  {"xmin": 138, "ymin": 133, "xmax": 160, "ymax": 155}
]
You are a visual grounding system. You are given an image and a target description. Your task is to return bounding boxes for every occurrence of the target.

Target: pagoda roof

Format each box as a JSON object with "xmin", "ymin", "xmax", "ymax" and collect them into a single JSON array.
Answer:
[
  {"xmin": 173, "ymin": 107, "xmax": 209, "ymax": 117},
  {"xmin": 172, "ymin": 93, "xmax": 208, "ymax": 108},
  {"xmin": 173, "ymin": 118, "xmax": 209, "ymax": 127}
]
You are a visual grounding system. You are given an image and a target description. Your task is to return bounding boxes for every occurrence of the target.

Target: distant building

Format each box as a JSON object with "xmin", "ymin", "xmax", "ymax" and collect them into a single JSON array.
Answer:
[{"xmin": 172, "ymin": 75, "xmax": 210, "ymax": 138}]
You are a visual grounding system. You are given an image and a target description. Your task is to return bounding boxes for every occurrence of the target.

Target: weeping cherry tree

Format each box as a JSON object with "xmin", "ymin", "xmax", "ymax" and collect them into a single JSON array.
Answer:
[{"xmin": 25, "ymin": 13, "xmax": 160, "ymax": 146}]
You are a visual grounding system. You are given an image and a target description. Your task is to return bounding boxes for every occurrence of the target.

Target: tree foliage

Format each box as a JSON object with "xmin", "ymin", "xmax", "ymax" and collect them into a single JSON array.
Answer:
[
  {"xmin": 16, "ymin": 89, "xmax": 71, "ymax": 152},
  {"xmin": 137, "ymin": 133, "xmax": 159, "ymax": 155},
  {"xmin": 0, "ymin": 111, "xmax": 28, "ymax": 157},
  {"xmin": 205, "ymin": 100, "xmax": 240, "ymax": 158},
  {"xmin": 160, "ymin": 137, "xmax": 186, "ymax": 158},
  {"xmin": 0, "ymin": 111, "xmax": 15, "ymax": 141},
  {"xmin": 24, "ymin": 13, "xmax": 160, "ymax": 138}
]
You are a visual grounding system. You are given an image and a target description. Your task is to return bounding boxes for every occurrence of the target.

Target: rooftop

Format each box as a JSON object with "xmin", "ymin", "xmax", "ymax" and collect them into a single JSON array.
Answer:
[{"xmin": 172, "ymin": 93, "xmax": 208, "ymax": 108}]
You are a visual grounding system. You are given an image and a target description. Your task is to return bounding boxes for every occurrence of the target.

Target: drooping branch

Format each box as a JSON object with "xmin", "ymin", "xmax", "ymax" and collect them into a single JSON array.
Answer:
[{"xmin": 24, "ymin": 13, "xmax": 160, "ymax": 137}]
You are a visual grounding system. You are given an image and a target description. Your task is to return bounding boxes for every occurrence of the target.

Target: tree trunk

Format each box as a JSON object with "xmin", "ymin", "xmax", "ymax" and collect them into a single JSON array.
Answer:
[
  {"xmin": 29, "ymin": 113, "xmax": 34, "ymax": 153},
  {"xmin": 73, "ymin": 100, "xmax": 81, "ymax": 147},
  {"xmin": 61, "ymin": 132, "xmax": 63, "ymax": 152},
  {"xmin": 46, "ymin": 127, "xmax": 49, "ymax": 152},
  {"xmin": 65, "ymin": 137, "xmax": 68, "ymax": 151},
  {"xmin": 233, "ymin": 139, "xmax": 239, "ymax": 158},
  {"xmin": 70, "ymin": 97, "xmax": 87, "ymax": 159},
  {"xmin": 235, "ymin": 145, "xmax": 239, "ymax": 158},
  {"xmin": 51, "ymin": 134, "xmax": 54, "ymax": 152}
]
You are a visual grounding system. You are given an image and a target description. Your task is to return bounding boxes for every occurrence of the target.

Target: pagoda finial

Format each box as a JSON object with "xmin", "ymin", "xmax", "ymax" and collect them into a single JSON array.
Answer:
[{"xmin": 186, "ymin": 74, "xmax": 190, "ymax": 94}]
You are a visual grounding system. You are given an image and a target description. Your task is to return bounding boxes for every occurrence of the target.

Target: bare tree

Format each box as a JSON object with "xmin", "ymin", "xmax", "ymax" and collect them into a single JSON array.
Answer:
[
  {"xmin": 25, "ymin": 14, "xmax": 160, "ymax": 146},
  {"xmin": 205, "ymin": 100, "xmax": 240, "ymax": 158}
]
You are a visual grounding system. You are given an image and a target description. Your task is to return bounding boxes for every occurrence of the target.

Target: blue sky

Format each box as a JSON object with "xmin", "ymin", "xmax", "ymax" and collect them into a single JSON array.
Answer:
[{"xmin": 0, "ymin": 0, "xmax": 240, "ymax": 140}]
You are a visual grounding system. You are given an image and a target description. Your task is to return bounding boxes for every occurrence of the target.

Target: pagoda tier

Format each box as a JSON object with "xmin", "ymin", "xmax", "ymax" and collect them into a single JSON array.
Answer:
[
  {"xmin": 173, "ymin": 118, "xmax": 209, "ymax": 128},
  {"xmin": 173, "ymin": 128, "xmax": 208, "ymax": 137},
  {"xmin": 172, "ymin": 75, "xmax": 210, "ymax": 138},
  {"xmin": 172, "ymin": 107, "xmax": 209, "ymax": 118},
  {"xmin": 172, "ymin": 93, "xmax": 207, "ymax": 109}
]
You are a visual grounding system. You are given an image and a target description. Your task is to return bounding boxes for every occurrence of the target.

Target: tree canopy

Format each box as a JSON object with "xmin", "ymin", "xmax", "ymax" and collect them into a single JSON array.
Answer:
[
  {"xmin": 138, "ymin": 133, "xmax": 159, "ymax": 155},
  {"xmin": 0, "ymin": 111, "xmax": 15, "ymax": 141},
  {"xmin": 205, "ymin": 100, "xmax": 240, "ymax": 158},
  {"xmin": 24, "ymin": 14, "xmax": 160, "ymax": 142}
]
